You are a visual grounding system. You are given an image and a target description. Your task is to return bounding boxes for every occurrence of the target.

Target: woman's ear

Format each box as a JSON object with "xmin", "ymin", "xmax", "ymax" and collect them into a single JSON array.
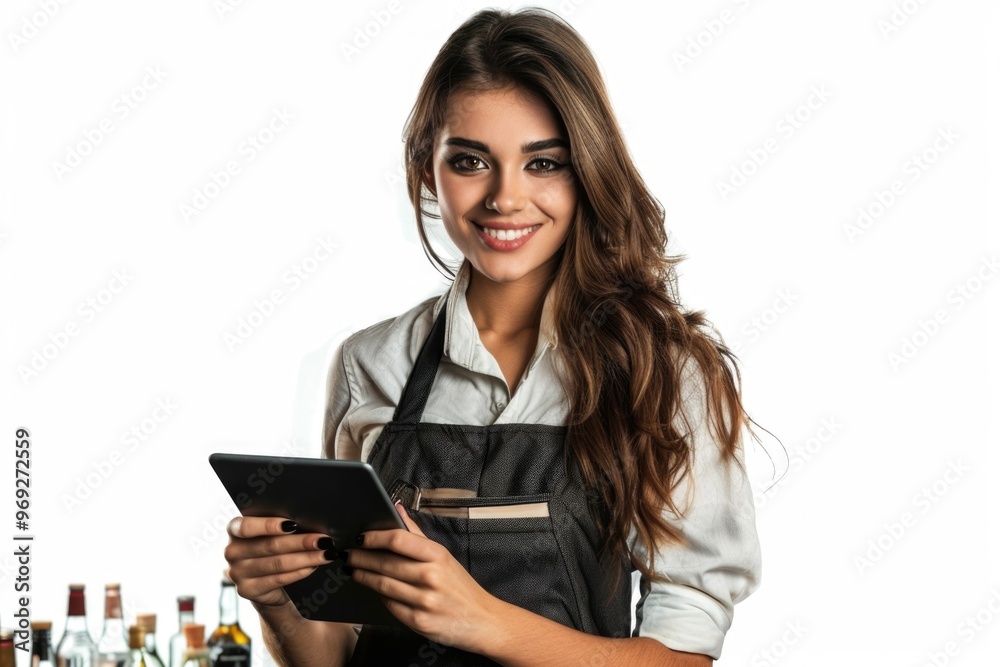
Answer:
[{"xmin": 421, "ymin": 165, "xmax": 436, "ymax": 197}]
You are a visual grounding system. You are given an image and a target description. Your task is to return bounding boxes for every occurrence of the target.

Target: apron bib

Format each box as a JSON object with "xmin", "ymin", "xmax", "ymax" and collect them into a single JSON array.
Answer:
[{"xmin": 348, "ymin": 303, "xmax": 632, "ymax": 666}]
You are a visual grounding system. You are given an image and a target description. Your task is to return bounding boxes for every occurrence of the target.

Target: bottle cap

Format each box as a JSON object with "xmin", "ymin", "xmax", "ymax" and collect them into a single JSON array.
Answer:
[
  {"xmin": 69, "ymin": 583, "xmax": 85, "ymax": 591},
  {"xmin": 106, "ymin": 583, "xmax": 121, "ymax": 590},
  {"xmin": 177, "ymin": 595, "xmax": 195, "ymax": 612},
  {"xmin": 30, "ymin": 621, "xmax": 52, "ymax": 630},
  {"xmin": 128, "ymin": 625, "xmax": 145, "ymax": 650},
  {"xmin": 182, "ymin": 623, "xmax": 205, "ymax": 649},
  {"xmin": 0, "ymin": 629, "xmax": 13, "ymax": 641},
  {"xmin": 136, "ymin": 614, "xmax": 156, "ymax": 632}
]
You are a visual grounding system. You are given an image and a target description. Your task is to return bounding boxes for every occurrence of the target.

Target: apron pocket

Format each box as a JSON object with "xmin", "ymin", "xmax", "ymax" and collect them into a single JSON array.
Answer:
[
  {"xmin": 405, "ymin": 491, "xmax": 583, "ymax": 629},
  {"xmin": 466, "ymin": 511, "xmax": 580, "ymax": 630}
]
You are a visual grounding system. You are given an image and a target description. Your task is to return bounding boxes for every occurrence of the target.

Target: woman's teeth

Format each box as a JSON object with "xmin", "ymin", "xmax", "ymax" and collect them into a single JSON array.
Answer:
[{"xmin": 478, "ymin": 224, "xmax": 540, "ymax": 241}]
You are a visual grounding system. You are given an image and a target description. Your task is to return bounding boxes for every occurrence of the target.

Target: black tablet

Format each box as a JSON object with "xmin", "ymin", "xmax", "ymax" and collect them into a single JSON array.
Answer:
[{"xmin": 208, "ymin": 452, "xmax": 406, "ymax": 626}]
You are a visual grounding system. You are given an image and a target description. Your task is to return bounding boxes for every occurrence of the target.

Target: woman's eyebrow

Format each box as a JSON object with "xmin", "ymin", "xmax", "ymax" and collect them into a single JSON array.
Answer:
[{"xmin": 444, "ymin": 137, "xmax": 569, "ymax": 153}]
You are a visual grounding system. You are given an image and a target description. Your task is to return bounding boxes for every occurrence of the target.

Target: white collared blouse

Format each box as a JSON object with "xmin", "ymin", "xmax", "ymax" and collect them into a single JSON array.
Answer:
[{"xmin": 321, "ymin": 258, "xmax": 762, "ymax": 660}]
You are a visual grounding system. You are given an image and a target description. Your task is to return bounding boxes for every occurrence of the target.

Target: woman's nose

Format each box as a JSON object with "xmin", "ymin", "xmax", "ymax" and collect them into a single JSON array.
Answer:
[{"xmin": 486, "ymin": 167, "xmax": 528, "ymax": 214}]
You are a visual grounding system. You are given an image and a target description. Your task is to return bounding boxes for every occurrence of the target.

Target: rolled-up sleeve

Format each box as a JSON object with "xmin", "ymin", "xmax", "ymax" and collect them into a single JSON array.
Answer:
[{"xmin": 631, "ymin": 353, "xmax": 763, "ymax": 660}]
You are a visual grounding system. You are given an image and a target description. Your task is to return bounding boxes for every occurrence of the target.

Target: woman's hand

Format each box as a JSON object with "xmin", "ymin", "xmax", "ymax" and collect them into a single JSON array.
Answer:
[
  {"xmin": 224, "ymin": 516, "xmax": 337, "ymax": 609},
  {"xmin": 346, "ymin": 503, "xmax": 501, "ymax": 653}
]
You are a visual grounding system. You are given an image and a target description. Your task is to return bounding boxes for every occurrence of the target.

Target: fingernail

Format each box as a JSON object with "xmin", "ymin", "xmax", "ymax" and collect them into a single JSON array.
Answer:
[
  {"xmin": 335, "ymin": 550, "xmax": 350, "ymax": 562},
  {"xmin": 281, "ymin": 520, "xmax": 297, "ymax": 533},
  {"xmin": 355, "ymin": 533, "xmax": 365, "ymax": 546},
  {"xmin": 317, "ymin": 536, "xmax": 334, "ymax": 550},
  {"xmin": 323, "ymin": 549, "xmax": 337, "ymax": 561}
]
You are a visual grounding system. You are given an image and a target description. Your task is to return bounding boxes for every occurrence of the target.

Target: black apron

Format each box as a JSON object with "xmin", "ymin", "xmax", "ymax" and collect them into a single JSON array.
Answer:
[{"xmin": 348, "ymin": 302, "xmax": 633, "ymax": 666}]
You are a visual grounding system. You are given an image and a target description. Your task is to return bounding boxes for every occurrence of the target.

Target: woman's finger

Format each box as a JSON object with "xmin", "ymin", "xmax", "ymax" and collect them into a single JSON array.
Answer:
[
  {"xmin": 227, "ymin": 515, "xmax": 299, "ymax": 538},
  {"xmin": 394, "ymin": 502, "xmax": 426, "ymax": 538},
  {"xmin": 351, "ymin": 566, "xmax": 426, "ymax": 608},
  {"xmin": 356, "ymin": 528, "xmax": 439, "ymax": 562},
  {"xmin": 347, "ymin": 547, "xmax": 433, "ymax": 586},
  {"xmin": 231, "ymin": 548, "xmax": 334, "ymax": 579},
  {"xmin": 232, "ymin": 567, "xmax": 319, "ymax": 602},
  {"xmin": 225, "ymin": 532, "xmax": 333, "ymax": 561}
]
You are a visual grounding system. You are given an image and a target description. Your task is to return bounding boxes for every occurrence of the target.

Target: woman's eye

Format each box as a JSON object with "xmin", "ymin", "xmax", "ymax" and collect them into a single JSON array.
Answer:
[
  {"xmin": 450, "ymin": 155, "xmax": 485, "ymax": 171},
  {"xmin": 530, "ymin": 157, "xmax": 566, "ymax": 172}
]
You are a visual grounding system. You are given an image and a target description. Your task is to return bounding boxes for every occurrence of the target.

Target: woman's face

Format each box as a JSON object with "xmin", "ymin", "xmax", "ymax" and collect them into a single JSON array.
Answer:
[{"xmin": 423, "ymin": 85, "xmax": 576, "ymax": 287}]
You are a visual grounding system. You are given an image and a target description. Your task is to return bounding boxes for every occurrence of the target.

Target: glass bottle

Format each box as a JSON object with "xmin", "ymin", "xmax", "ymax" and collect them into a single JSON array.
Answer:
[
  {"xmin": 1, "ymin": 629, "xmax": 15, "ymax": 667},
  {"xmin": 126, "ymin": 627, "xmax": 148, "ymax": 667},
  {"xmin": 32, "ymin": 620, "xmax": 55, "ymax": 667},
  {"xmin": 97, "ymin": 584, "xmax": 130, "ymax": 667},
  {"xmin": 134, "ymin": 616, "xmax": 164, "ymax": 667},
  {"xmin": 179, "ymin": 626, "xmax": 209, "ymax": 667},
  {"xmin": 56, "ymin": 583, "xmax": 98, "ymax": 667},
  {"xmin": 168, "ymin": 597, "xmax": 194, "ymax": 667},
  {"xmin": 207, "ymin": 579, "xmax": 250, "ymax": 667}
]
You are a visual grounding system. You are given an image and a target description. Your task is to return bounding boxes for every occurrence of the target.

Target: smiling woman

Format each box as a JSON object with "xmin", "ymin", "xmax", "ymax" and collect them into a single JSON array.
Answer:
[{"xmin": 224, "ymin": 7, "xmax": 763, "ymax": 667}]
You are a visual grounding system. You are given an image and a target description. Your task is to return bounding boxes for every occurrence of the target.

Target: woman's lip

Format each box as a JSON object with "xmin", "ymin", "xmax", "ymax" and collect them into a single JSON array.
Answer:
[
  {"xmin": 473, "ymin": 222, "xmax": 540, "ymax": 251},
  {"xmin": 474, "ymin": 222, "xmax": 539, "ymax": 230}
]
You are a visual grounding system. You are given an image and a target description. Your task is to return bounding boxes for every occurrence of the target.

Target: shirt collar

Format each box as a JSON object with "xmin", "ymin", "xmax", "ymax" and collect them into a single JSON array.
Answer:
[{"xmin": 433, "ymin": 259, "xmax": 559, "ymax": 371}]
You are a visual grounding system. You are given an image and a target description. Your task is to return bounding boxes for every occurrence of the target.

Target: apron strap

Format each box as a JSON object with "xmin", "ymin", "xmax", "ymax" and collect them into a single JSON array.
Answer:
[{"xmin": 392, "ymin": 302, "xmax": 447, "ymax": 424}]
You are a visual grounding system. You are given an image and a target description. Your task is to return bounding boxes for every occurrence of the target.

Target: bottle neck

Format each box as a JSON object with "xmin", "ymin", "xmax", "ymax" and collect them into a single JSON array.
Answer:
[
  {"xmin": 31, "ymin": 631, "xmax": 52, "ymax": 659},
  {"xmin": 63, "ymin": 615, "xmax": 90, "ymax": 635},
  {"xmin": 143, "ymin": 631, "xmax": 157, "ymax": 653},
  {"xmin": 105, "ymin": 590, "xmax": 123, "ymax": 621},
  {"xmin": 177, "ymin": 611, "xmax": 194, "ymax": 628},
  {"xmin": 100, "ymin": 615, "xmax": 126, "ymax": 636},
  {"xmin": 65, "ymin": 588, "xmax": 90, "ymax": 636},
  {"xmin": 67, "ymin": 589, "xmax": 87, "ymax": 618},
  {"xmin": 218, "ymin": 586, "xmax": 239, "ymax": 626}
]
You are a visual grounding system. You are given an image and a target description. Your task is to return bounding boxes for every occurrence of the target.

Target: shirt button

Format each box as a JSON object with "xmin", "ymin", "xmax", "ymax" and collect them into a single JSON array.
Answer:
[{"xmin": 494, "ymin": 401, "xmax": 507, "ymax": 413}]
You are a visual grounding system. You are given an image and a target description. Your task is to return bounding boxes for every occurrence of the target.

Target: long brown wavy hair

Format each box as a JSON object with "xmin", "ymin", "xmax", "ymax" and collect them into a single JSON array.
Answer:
[{"xmin": 400, "ymin": 7, "xmax": 764, "ymax": 587}]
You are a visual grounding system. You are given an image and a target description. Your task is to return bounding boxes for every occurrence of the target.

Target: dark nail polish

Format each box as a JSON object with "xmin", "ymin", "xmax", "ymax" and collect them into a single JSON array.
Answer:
[
  {"xmin": 355, "ymin": 533, "xmax": 365, "ymax": 546},
  {"xmin": 343, "ymin": 565, "xmax": 354, "ymax": 575},
  {"xmin": 335, "ymin": 550, "xmax": 350, "ymax": 562},
  {"xmin": 317, "ymin": 537, "xmax": 334, "ymax": 550},
  {"xmin": 323, "ymin": 549, "xmax": 336, "ymax": 561},
  {"xmin": 281, "ymin": 520, "xmax": 297, "ymax": 533}
]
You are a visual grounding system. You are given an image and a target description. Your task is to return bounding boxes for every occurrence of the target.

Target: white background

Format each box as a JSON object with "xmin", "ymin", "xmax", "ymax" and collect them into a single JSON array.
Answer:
[{"xmin": 2, "ymin": 0, "xmax": 998, "ymax": 665}]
